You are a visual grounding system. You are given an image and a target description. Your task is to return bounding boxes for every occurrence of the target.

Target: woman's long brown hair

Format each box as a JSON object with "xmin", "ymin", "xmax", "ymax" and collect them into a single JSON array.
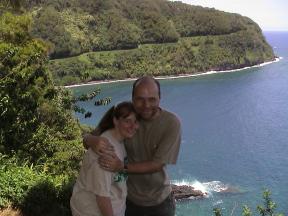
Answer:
[{"xmin": 93, "ymin": 101, "xmax": 136, "ymax": 135}]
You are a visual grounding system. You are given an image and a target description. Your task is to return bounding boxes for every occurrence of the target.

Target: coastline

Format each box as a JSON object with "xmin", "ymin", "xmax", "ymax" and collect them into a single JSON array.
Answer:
[{"xmin": 65, "ymin": 57, "xmax": 281, "ymax": 88}]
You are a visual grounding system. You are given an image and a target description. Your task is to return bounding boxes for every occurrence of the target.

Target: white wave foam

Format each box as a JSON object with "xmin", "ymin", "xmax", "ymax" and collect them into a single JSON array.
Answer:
[
  {"xmin": 203, "ymin": 181, "xmax": 229, "ymax": 193},
  {"xmin": 171, "ymin": 179, "xmax": 230, "ymax": 196},
  {"xmin": 213, "ymin": 199, "xmax": 223, "ymax": 206}
]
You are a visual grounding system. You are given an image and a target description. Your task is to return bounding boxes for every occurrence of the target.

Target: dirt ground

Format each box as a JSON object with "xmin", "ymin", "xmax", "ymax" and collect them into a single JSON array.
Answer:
[{"xmin": 0, "ymin": 207, "xmax": 22, "ymax": 216}]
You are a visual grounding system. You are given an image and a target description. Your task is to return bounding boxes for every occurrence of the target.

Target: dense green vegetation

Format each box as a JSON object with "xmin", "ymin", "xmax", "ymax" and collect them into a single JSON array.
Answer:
[
  {"xmin": 0, "ymin": 8, "xmax": 112, "ymax": 214},
  {"xmin": 2, "ymin": 0, "xmax": 275, "ymax": 86},
  {"xmin": 0, "ymin": 153, "xmax": 74, "ymax": 215},
  {"xmin": 26, "ymin": 0, "xmax": 242, "ymax": 58},
  {"xmin": 0, "ymin": 11, "xmax": 85, "ymax": 214},
  {"xmin": 23, "ymin": 0, "xmax": 263, "ymax": 59},
  {"xmin": 49, "ymin": 31, "xmax": 275, "ymax": 86},
  {"xmin": 0, "ymin": 12, "xmax": 83, "ymax": 172}
]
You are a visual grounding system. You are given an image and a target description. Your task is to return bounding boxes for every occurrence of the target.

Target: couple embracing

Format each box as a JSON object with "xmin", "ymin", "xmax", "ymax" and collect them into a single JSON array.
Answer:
[{"xmin": 71, "ymin": 76, "xmax": 182, "ymax": 216}]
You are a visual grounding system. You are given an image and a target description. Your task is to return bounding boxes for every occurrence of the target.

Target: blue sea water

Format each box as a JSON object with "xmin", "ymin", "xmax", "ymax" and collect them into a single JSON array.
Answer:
[{"xmin": 72, "ymin": 31, "xmax": 288, "ymax": 215}]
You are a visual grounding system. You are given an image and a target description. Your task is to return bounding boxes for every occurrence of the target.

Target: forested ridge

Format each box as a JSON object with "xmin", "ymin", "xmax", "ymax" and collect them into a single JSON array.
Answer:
[
  {"xmin": 1, "ymin": 0, "xmax": 275, "ymax": 85},
  {"xmin": 20, "ymin": 0, "xmax": 251, "ymax": 58}
]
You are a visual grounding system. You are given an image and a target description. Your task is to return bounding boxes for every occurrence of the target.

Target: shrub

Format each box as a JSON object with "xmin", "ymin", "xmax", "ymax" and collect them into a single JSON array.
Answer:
[
  {"xmin": 0, "ymin": 154, "xmax": 76, "ymax": 216},
  {"xmin": 213, "ymin": 190, "xmax": 283, "ymax": 216}
]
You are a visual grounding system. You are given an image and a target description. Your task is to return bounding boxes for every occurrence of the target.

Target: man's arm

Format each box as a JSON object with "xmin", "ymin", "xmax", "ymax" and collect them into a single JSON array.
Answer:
[
  {"xmin": 98, "ymin": 113, "xmax": 181, "ymax": 174},
  {"xmin": 99, "ymin": 155, "xmax": 164, "ymax": 174},
  {"xmin": 100, "ymin": 114, "xmax": 181, "ymax": 173},
  {"xmin": 83, "ymin": 134, "xmax": 115, "ymax": 157},
  {"xmin": 96, "ymin": 195, "xmax": 114, "ymax": 216},
  {"xmin": 125, "ymin": 160, "xmax": 164, "ymax": 173}
]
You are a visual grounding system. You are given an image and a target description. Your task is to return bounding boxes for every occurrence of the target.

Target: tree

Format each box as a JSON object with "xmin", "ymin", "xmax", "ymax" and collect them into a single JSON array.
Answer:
[
  {"xmin": 0, "ymin": 12, "xmax": 85, "ymax": 173},
  {"xmin": 242, "ymin": 205, "xmax": 252, "ymax": 216},
  {"xmin": 0, "ymin": 0, "xmax": 21, "ymax": 11},
  {"xmin": 0, "ymin": 12, "xmax": 53, "ymax": 153},
  {"xmin": 257, "ymin": 190, "xmax": 284, "ymax": 216},
  {"xmin": 213, "ymin": 190, "xmax": 283, "ymax": 216},
  {"xmin": 213, "ymin": 208, "xmax": 222, "ymax": 216},
  {"xmin": 1, "ymin": 12, "xmax": 111, "ymax": 172}
]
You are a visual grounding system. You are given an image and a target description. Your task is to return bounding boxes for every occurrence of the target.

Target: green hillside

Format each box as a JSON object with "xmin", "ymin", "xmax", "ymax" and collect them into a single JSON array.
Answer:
[
  {"xmin": 2, "ymin": 0, "xmax": 276, "ymax": 85},
  {"xmin": 49, "ymin": 31, "xmax": 275, "ymax": 85},
  {"xmin": 24, "ymin": 0, "xmax": 252, "ymax": 57}
]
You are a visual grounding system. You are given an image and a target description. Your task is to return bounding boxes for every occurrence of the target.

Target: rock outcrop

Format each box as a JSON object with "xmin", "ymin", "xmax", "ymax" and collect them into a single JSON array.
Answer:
[{"xmin": 171, "ymin": 184, "xmax": 207, "ymax": 201}]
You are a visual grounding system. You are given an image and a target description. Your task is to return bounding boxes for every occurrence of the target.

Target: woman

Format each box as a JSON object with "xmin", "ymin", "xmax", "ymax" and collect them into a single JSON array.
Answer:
[{"xmin": 70, "ymin": 101, "xmax": 139, "ymax": 216}]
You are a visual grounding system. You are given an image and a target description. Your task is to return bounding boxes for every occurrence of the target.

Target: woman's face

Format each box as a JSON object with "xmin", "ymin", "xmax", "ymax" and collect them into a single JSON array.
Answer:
[{"xmin": 114, "ymin": 112, "xmax": 139, "ymax": 139}]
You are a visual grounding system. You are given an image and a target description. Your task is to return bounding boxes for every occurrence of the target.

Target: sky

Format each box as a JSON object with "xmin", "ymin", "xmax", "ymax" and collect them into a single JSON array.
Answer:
[{"xmin": 171, "ymin": 0, "xmax": 288, "ymax": 31}]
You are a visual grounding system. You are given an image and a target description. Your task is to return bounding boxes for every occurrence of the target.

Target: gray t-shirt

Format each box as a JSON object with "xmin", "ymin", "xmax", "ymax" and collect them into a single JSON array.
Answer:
[
  {"xmin": 125, "ymin": 109, "xmax": 181, "ymax": 206},
  {"xmin": 70, "ymin": 130, "xmax": 128, "ymax": 216}
]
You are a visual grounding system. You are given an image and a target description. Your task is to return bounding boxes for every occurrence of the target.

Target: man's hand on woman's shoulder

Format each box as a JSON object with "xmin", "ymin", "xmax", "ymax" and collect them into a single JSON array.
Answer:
[{"xmin": 83, "ymin": 134, "xmax": 114, "ymax": 155}]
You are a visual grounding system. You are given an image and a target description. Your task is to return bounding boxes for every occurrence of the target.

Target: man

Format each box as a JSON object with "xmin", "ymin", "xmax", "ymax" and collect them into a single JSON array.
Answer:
[{"xmin": 84, "ymin": 76, "xmax": 181, "ymax": 216}]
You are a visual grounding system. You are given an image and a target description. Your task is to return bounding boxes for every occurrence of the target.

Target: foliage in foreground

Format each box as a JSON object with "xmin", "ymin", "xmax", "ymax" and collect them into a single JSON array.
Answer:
[
  {"xmin": 213, "ymin": 190, "xmax": 284, "ymax": 216},
  {"xmin": 0, "ymin": 154, "xmax": 74, "ymax": 215},
  {"xmin": 0, "ymin": 12, "xmax": 109, "ymax": 215},
  {"xmin": 0, "ymin": 11, "xmax": 82, "ymax": 215},
  {"xmin": 0, "ymin": 12, "xmax": 84, "ymax": 175},
  {"xmin": 1, "ymin": 158, "xmax": 284, "ymax": 216}
]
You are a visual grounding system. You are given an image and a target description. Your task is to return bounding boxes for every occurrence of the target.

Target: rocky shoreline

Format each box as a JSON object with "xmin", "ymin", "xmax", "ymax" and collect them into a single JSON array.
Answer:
[
  {"xmin": 171, "ymin": 184, "xmax": 207, "ymax": 201},
  {"xmin": 171, "ymin": 182, "xmax": 243, "ymax": 201}
]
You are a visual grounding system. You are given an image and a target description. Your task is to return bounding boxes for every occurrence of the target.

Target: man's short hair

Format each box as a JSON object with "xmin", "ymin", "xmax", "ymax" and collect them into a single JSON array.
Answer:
[{"xmin": 132, "ymin": 76, "xmax": 161, "ymax": 98}]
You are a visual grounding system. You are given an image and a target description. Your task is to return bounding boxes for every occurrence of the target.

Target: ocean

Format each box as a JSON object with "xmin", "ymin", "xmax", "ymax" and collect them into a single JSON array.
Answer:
[{"xmin": 72, "ymin": 31, "xmax": 288, "ymax": 215}]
